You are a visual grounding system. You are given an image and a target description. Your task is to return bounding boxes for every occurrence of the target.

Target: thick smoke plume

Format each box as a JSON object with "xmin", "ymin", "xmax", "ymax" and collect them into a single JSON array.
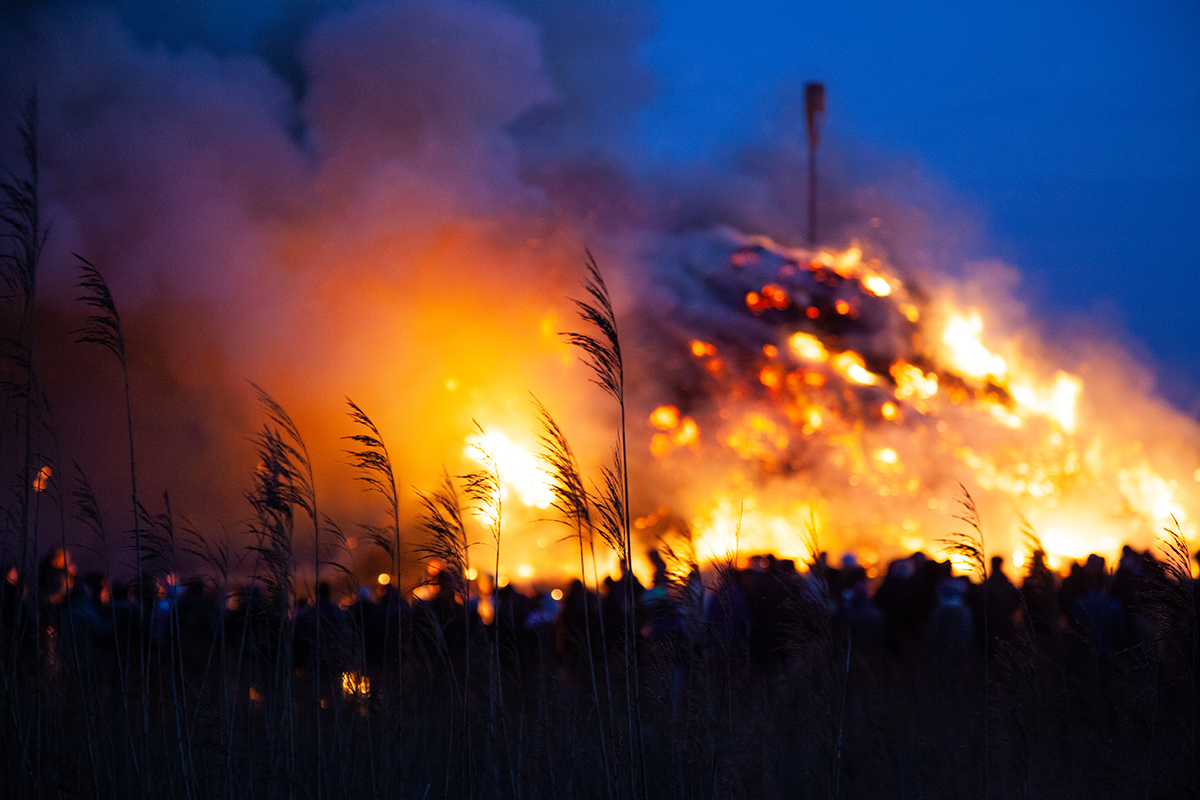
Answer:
[{"xmin": 2, "ymin": 0, "xmax": 1196, "ymax": 582}]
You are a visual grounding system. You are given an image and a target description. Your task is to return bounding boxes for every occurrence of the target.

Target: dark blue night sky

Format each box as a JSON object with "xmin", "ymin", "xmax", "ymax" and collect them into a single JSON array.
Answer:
[{"xmin": 640, "ymin": 0, "xmax": 1200, "ymax": 410}]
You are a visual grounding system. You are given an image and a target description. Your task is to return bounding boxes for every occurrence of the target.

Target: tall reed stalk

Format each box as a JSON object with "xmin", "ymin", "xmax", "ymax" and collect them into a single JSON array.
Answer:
[
  {"xmin": 416, "ymin": 470, "xmax": 473, "ymax": 799},
  {"xmin": 561, "ymin": 252, "xmax": 646, "ymax": 799},
  {"xmin": 251, "ymin": 386, "xmax": 322, "ymax": 797},
  {"xmin": 940, "ymin": 487, "xmax": 988, "ymax": 795},
  {"xmin": 138, "ymin": 495, "xmax": 183, "ymax": 797},
  {"xmin": 45, "ymin": 444, "xmax": 102, "ymax": 796},
  {"xmin": 535, "ymin": 397, "xmax": 615, "ymax": 800},
  {"xmin": 72, "ymin": 464, "xmax": 140, "ymax": 787},
  {"xmin": 247, "ymin": 391, "xmax": 331, "ymax": 799},
  {"xmin": 1, "ymin": 95, "xmax": 44, "ymax": 608},
  {"xmin": 74, "ymin": 254, "xmax": 153, "ymax": 783},
  {"xmin": 460, "ymin": 424, "xmax": 517, "ymax": 798},
  {"xmin": 183, "ymin": 520, "xmax": 237, "ymax": 799},
  {"xmin": 1, "ymin": 102, "xmax": 48, "ymax": 788},
  {"xmin": 1156, "ymin": 519, "xmax": 1197, "ymax": 775},
  {"xmin": 344, "ymin": 398, "xmax": 404, "ymax": 788}
]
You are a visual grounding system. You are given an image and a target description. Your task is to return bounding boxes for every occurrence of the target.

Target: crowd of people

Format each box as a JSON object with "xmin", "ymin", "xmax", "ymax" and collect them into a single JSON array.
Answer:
[
  {"xmin": 4, "ymin": 539, "xmax": 1198, "ymax": 681},
  {"xmin": 1, "ymin": 539, "xmax": 1197, "ymax": 798}
]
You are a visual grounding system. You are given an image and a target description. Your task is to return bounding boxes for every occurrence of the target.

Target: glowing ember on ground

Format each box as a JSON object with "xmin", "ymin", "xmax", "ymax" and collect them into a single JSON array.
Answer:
[
  {"xmin": 341, "ymin": 672, "xmax": 370, "ymax": 698},
  {"xmin": 32, "ymin": 465, "xmax": 52, "ymax": 492}
]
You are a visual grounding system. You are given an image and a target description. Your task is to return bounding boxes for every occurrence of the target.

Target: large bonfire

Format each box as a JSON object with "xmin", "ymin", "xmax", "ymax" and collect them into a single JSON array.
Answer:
[{"xmin": 464, "ymin": 228, "xmax": 1200, "ymax": 585}]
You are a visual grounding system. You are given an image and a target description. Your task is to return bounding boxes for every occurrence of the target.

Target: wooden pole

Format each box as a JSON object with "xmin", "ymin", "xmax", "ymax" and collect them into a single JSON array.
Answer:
[{"xmin": 806, "ymin": 82, "xmax": 826, "ymax": 247}]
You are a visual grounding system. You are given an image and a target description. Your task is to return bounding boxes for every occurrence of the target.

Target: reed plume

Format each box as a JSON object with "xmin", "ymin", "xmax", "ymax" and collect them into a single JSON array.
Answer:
[
  {"xmin": 940, "ymin": 486, "xmax": 987, "ymax": 582},
  {"xmin": 75, "ymin": 250, "xmax": 154, "ymax": 789},
  {"xmin": 415, "ymin": 470, "xmax": 473, "ymax": 798},
  {"xmin": 561, "ymin": 252, "xmax": 645, "ymax": 799},
  {"xmin": 534, "ymin": 397, "xmax": 615, "ymax": 799}
]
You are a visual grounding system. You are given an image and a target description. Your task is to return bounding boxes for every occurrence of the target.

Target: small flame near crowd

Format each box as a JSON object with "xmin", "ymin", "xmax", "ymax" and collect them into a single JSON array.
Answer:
[{"xmin": 341, "ymin": 671, "xmax": 370, "ymax": 699}]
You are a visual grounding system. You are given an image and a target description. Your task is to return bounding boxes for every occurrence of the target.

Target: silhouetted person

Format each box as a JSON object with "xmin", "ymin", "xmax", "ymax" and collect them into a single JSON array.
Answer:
[
  {"xmin": 1067, "ymin": 554, "xmax": 1128, "ymax": 662},
  {"xmin": 601, "ymin": 560, "xmax": 643, "ymax": 653},
  {"xmin": 557, "ymin": 578, "xmax": 601, "ymax": 683},
  {"xmin": 350, "ymin": 585, "xmax": 387, "ymax": 666},
  {"xmin": 739, "ymin": 555, "xmax": 802, "ymax": 670},
  {"xmin": 294, "ymin": 581, "xmax": 352, "ymax": 682},
  {"xmin": 875, "ymin": 553, "xmax": 942, "ymax": 652},
  {"xmin": 926, "ymin": 575, "xmax": 974, "ymax": 674},
  {"xmin": 1020, "ymin": 549, "xmax": 1060, "ymax": 642},
  {"xmin": 972, "ymin": 555, "xmax": 1021, "ymax": 645},
  {"xmin": 641, "ymin": 548, "xmax": 678, "ymax": 644},
  {"xmin": 705, "ymin": 566, "xmax": 749, "ymax": 655},
  {"xmin": 37, "ymin": 547, "xmax": 75, "ymax": 614},
  {"xmin": 176, "ymin": 577, "xmax": 220, "ymax": 676},
  {"xmin": 835, "ymin": 563, "xmax": 882, "ymax": 652}
]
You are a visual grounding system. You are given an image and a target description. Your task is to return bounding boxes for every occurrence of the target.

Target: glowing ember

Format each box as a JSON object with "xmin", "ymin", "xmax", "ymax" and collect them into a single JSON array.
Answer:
[
  {"xmin": 831, "ymin": 351, "xmax": 878, "ymax": 386},
  {"xmin": 1009, "ymin": 371, "xmax": 1083, "ymax": 434},
  {"xmin": 873, "ymin": 448, "xmax": 899, "ymax": 466},
  {"xmin": 862, "ymin": 275, "xmax": 892, "ymax": 297},
  {"xmin": 341, "ymin": 672, "xmax": 370, "ymax": 698},
  {"xmin": 789, "ymin": 332, "xmax": 828, "ymax": 362},
  {"xmin": 33, "ymin": 465, "xmax": 52, "ymax": 492},
  {"xmin": 940, "ymin": 310, "xmax": 1007, "ymax": 382},
  {"xmin": 891, "ymin": 361, "xmax": 938, "ymax": 401}
]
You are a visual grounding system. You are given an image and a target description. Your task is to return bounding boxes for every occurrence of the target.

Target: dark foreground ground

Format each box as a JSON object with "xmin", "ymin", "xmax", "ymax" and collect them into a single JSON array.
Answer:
[{"xmin": 2, "ymin": 544, "xmax": 1197, "ymax": 800}]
